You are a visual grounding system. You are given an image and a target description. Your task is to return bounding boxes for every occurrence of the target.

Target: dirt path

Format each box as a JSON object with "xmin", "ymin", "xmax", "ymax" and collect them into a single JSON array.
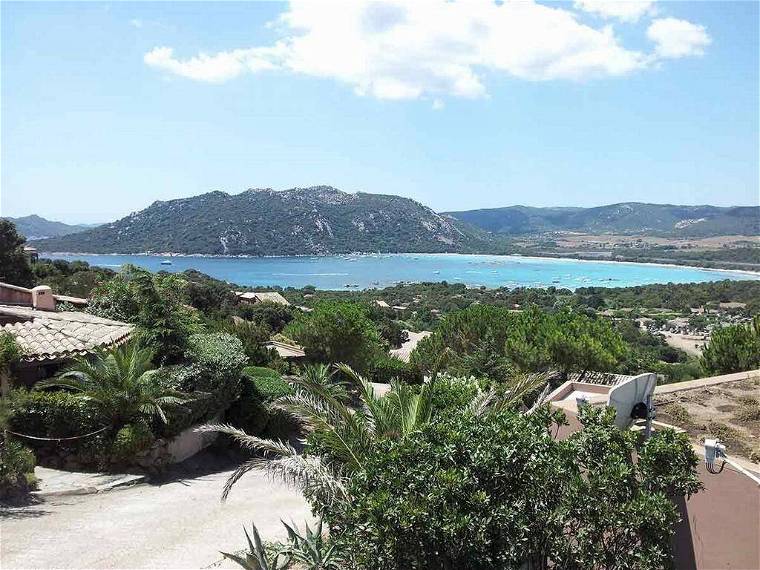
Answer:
[{"xmin": 0, "ymin": 451, "xmax": 312, "ymax": 569}]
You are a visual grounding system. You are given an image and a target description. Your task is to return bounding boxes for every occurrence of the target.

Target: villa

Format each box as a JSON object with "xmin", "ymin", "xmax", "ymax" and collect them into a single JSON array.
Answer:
[
  {"xmin": 235, "ymin": 290, "xmax": 290, "ymax": 306},
  {"xmin": 0, "ymin": 282, "xmax": 133, "ymax": 386}
]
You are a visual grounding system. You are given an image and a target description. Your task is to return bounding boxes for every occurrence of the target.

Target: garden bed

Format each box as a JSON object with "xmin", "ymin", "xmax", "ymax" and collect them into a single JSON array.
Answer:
[{"xmin": 655, "ymin": 377, "xmax": 760, "ymax": 463}]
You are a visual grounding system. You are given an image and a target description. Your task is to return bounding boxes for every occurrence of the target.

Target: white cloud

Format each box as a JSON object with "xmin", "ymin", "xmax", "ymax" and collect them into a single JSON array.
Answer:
[
  {"xmin": 144, "ymin": 46, "xmax": 281, "ymax": 83},
  {"xmin": 647, "ymin": 17, "xmax": 711, "ymax": 59},
  {"xmin": 144, "ymin": 0, "xmax": 708, "ymax": 100},
  {"xmin": 574, "ymin": 1, "xmax": 656, "ymax": 23},
  {"xmin": 130, "ymin": 19, "xmax": 144, "ymax": 29}
]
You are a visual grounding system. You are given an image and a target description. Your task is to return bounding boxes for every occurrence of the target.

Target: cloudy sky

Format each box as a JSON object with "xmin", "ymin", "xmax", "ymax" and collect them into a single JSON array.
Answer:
[{"xmin": 2, "ymin": 1, "xmax": 757, "ymax": 223}]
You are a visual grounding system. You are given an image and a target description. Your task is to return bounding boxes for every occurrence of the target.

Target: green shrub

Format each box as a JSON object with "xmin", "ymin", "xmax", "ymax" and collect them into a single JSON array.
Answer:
[
  {"xmin": 0, "ymin": 438, "xmax": 36, "ymax": 497},
  {"xmin": 701, "ymin": 316, "xmax": 760, "ymax": 374},
  {"xmin": 285, "ymin": 301, "xmax": 384, "ymax": 373},
  {"xmin": 7, "ymin": 389, "xmax": 110, "ymax": 465},
  {"xmin": 227, "ymin": 367, "xmax": 293, "ymax": 437},
  {"xmin": 152, "ymin": 333, "xmax": 248, "ymax": 437},
  {"xmin": 187, "ymin": 333, "xmax": 248, "ymax": 377},
  {"xmin": 8, "ymin": 389, "xmax": 105, "ymax": 439},
  {"xmin": 111, "ymin": 422, "xmax": 154, "ymax": 462},
  {"xmin": 334, "ymin": 406, "xmax": 700, "ymax": 570},
  {"xmin": 367, "ymin": 355, "xmax": 422, "ymax": 384}
]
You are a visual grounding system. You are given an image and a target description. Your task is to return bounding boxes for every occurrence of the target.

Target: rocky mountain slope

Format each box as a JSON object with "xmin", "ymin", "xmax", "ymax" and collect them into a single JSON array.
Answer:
[{"xmin": 34, "ymin": 187, "xmax": 487, "ymax": 255}]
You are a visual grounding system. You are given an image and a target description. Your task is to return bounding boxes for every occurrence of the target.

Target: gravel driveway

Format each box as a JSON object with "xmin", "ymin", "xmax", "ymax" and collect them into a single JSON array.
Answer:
[{"xmin": 0, "ymin": 451, "xmax": 312, "ymax": 569}]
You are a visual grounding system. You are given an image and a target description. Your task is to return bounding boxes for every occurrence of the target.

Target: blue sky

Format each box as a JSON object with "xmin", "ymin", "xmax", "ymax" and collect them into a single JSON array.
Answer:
[{"xmin": 2, "ymin": 1, "xmax": 758, "ymax": 224}]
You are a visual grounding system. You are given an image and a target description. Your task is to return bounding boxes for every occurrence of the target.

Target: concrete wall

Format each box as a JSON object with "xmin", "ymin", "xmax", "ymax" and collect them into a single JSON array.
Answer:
[
  {"xmin": 0, "ymin": 283, "xmax": 33, "ymax": 306},
  {"xmin": 137, "ymin": 424, "xmax": 218, "ymax": 468}
]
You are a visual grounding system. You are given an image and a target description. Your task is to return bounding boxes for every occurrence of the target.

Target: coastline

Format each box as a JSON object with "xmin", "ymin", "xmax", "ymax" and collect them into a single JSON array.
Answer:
[{"xmin": 39, "ymin": 250, "xmax": 760, "ymax": 279}]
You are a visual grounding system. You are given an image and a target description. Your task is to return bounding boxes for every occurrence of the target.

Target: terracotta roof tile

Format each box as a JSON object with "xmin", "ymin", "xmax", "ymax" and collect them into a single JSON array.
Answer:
[{"xmin": 0, "ymin": 305, "xmax": 134, "ymax": 363}]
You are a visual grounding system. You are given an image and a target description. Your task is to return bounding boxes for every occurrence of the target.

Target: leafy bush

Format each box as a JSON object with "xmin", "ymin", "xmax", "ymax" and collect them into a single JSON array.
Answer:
[
  {"xmin": 187, "ymin": 333, "xmax": 248, "ymax": 377},
  {"xmin": 332, "ymin": 405, "xmax": 701, "ymax": 570},
  {"xmin": 226, "ymin": 367, "xmax": 293, "ymax": 437},
  {"xmin": 7, "ymin": 389, "xmax": 110, "ymax": 466},
  {"xmin": 285, "ymin": 301, "xmax": 384, "ymax": 372},
  {"xmin": 8, "ymin": 389, "xmax": 105, "ymax": 439},
  {"xmin": 238, "ymin": 301, "xmax": 295, "ymax": 333},
  {"xmin": 701, "ymin": 316, "xmax": 760, "ymax": 374},
  {"xmin": 111, "ymin": 422, "xmax": 154, "ymax": 462},
  {"xmin": 216, "ymin": 319, "xmax": 273, "ymax": 366},
  {"xmin": 0, "ymin": 438, "xmax": 36, "ymax": 497},
  {"xmin": 412, "ymin": 305, "xmax": 626, "ymax": 381},
  {"xmin": 153, "ymin": 333, "xmax": 248, "ymax": 437},
  {"xmin": 367, "ymin": 355, "xmax": 422, "ymax": 384}
]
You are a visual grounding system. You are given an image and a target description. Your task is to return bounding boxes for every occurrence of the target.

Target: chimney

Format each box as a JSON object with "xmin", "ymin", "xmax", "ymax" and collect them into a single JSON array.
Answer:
[{"xmin": 32, "ymin": 286, "xmax": 55, "ymax": 311}]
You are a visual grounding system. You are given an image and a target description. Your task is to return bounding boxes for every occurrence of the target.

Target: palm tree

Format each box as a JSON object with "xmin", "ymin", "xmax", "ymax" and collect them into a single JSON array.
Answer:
[
  {"xmin": 200, "ymin": 362, "xmax": 436, "ymax": 503},
  {"xmin": 202, "ymin": 363, "xmax": 551, "ymax": 503},
  {"xmin": 37, "ymin": 341, "xmax": 187, "ymax": 428}
]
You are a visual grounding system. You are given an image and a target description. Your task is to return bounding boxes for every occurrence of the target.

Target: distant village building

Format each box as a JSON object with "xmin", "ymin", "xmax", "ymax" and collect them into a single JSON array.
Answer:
[
  {"xmin": 374, "ymin": 300, "xmax": 390, "ymax": 309},
  {"xmin": 0, "ymin": 283, "xmax": 133, "ymax": 385},
  {"xmin": 718, "ymin": 302, "xmax": 747, "ymax": 310},
  {"xmin": 235, "ymin": 291, "xmax": 290, "ymax": 306},
  {"xmin": 263, "ymin": 340, "xmax": 306, "ymax": 360},
  {"xmin": 22, "ymin": 246, "xmax": 38, "ymax": 264}
]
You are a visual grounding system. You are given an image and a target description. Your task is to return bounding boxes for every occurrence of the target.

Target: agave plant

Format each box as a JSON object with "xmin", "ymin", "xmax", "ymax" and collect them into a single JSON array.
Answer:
[
  {"xmin": 222, "ymin": 519, "xmax": 342, "ymax": 570},
  {"xmin": 36, "ymin": 341, "xmax": 187, "ymax": 428},
  {"xmin": 280, "ymin": 519, "xmax": 343, "ymax": 569},
  {"xmin": 221, "ymin": 522, "xmax": 290, "ymax": 570}
]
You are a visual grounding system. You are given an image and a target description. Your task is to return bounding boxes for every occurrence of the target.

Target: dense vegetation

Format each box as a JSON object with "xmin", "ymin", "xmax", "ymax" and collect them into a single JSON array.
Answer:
[
  {"xmin": 33, "ymin": 187, "xmax": 490, "ymax": 255},
  {"xmin": 701, "ymin": 316, "xmax": 760, "ymax": 374},
  {"xmin": 337, "ymin": 405, "xmax": 700, "ymax": 569},
  {"xmin": 0, "ymin": 219, "xmax": 34, "ymax": 287},
  {"xmin": 209, "ymin": 366, "xmax": 702, "ymax": 569},
  {"xmin": 411, "ymin": 305, "xmax": 627, "ymax": 381}
]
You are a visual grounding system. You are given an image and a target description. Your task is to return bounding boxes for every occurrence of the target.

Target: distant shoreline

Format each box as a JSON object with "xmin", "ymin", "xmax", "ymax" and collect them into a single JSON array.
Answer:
[{"xmin": 39, "ymin": 250, "xmax": 760, "ymax": 279}]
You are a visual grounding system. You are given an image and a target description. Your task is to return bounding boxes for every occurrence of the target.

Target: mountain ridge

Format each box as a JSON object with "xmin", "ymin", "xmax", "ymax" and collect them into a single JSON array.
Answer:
[
  {"xmin": 29, "ymin": 189, "xmax": 759, "ymax": 256},
  {"xmin": 33, "ymin": 186, "xmax": 489, "ymax": 255},
  {"xmin": 445, "ymin": 202, "xmax": 760, "ymax": 237},
  {"xmin": 3, "ymin": 215, "xmax": 94, "ymax": 240}
]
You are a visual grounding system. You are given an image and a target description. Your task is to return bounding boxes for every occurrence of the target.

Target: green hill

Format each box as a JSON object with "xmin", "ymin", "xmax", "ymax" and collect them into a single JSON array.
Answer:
[
  {"xmin": 3, "ymin": 215, "xmax": 93, "ymax": 240},
  {"xmin": 34, "ymin": 186, "xmax": 488, "ymax": 255},
  {"xmin": 446, "ymin": 203, "xmax": 760, "ymax": 237}
]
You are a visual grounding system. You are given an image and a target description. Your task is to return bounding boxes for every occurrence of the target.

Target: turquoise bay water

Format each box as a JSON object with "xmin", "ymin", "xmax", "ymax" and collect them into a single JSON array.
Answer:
[{"xmin": 44, "ymin": 253, "xmax": 759, "ymax": 291}]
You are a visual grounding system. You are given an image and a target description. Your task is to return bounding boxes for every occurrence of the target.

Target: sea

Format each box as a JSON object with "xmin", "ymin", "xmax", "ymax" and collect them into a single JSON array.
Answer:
[{"xmin": 42, "ymin": 253, "xmax": 760, "ymax": 291}]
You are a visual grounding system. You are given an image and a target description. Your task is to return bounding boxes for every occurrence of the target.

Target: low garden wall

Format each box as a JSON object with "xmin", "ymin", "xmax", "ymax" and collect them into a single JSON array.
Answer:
[{"xmin": 135, "ymin": 421, "xmax": 219, "ymax": 469}]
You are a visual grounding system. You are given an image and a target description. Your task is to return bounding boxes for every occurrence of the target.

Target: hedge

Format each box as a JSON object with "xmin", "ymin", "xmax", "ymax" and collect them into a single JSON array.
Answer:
[{"xmin": 227, "ymin": 367, "xmax": 294, "ymax": 437}]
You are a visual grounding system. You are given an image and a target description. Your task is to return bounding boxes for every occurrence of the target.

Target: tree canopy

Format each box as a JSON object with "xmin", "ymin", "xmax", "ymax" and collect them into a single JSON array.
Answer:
[
  {"xmin": 411, "ymin": 305, "xmax": 627, "ymax": 380},
  {"xmin": 0, "ymin": 220, "xmax": 33, "ymax": 287}
]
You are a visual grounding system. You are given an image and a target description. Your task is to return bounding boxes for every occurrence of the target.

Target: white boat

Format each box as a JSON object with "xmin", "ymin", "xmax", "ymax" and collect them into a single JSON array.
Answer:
[{"xmin": 160, "ymin": 260, "xmax": 172, "ymax": 265}]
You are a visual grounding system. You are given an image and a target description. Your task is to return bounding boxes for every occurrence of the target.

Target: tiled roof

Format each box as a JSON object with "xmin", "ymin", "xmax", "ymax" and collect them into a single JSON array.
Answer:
[
  {"xmin": 264, "ymin": 340, "xmax": 306, "ymax": 359},
  {"xmin": 0, "ymin": 305, "xmax": 134, "ymax": 363},
  {"xmin": 236, "ymin": 291, "xmax": 290, "ymax": 305}
]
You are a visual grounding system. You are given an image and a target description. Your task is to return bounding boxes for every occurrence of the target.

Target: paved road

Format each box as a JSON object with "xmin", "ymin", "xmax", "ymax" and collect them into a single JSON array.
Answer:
[{"xmin": 0, "ymin": 452, "xmax": 312, "ymax": 569}]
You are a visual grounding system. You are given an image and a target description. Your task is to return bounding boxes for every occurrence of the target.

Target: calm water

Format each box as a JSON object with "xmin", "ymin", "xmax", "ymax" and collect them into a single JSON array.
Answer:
[{"xmin": 43, "ymin": 253, "xmax": 759, "ymax": 291}]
